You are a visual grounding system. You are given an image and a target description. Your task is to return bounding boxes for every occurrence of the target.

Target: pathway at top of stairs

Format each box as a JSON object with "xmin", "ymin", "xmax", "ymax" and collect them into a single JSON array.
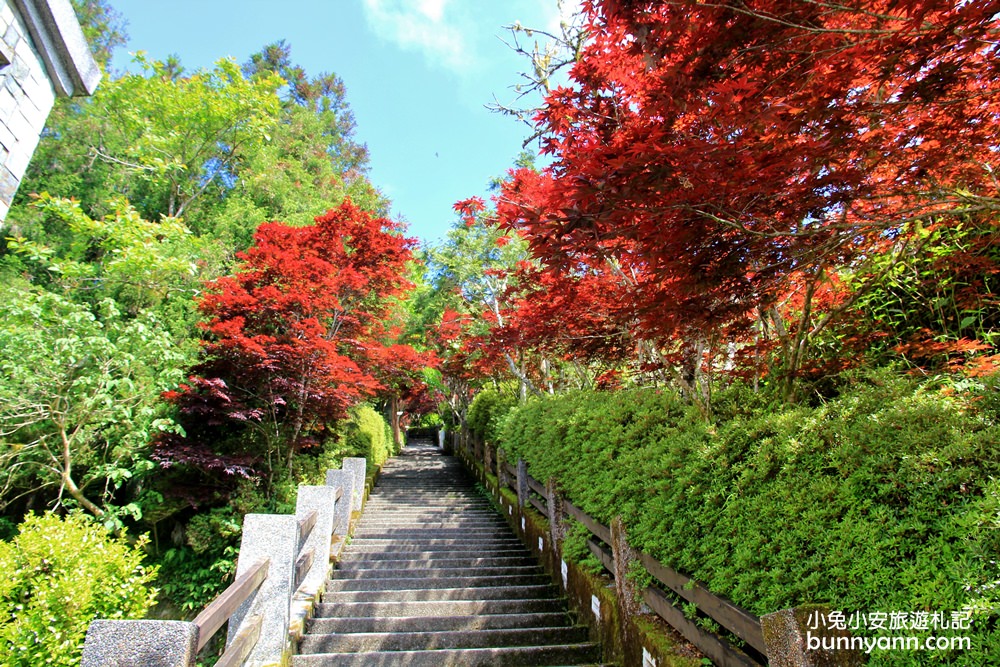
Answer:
[{"xmin": 292, "ymin": 440, "xmax": 607, "ymax": 666}]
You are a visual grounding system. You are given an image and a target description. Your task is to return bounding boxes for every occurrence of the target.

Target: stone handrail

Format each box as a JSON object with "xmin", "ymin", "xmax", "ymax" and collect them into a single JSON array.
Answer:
[{"xmin": 81, "ymin": 457, "xmax": 367, "ymax": 667}]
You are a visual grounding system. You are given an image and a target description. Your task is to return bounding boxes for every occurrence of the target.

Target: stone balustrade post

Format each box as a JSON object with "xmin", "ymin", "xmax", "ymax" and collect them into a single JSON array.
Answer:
[
  {"xmin": 325, "ymin": 469, "xmax": 355, "ymax": 537},
  {"xmin": 294, "ymin": 485, "xmax": 339, "ymax": 597},
  {"xmin": 82, "ymin": 620, "xmax": 197, "ymax": 667},
  {"xmin": 227, "ymin": 514, "xmax": 299, "ymax": 666},
  {"xmin": 341, "ymin": 457, "xmax": 367, "ymax": 514},
  {"xmin": 761, "ymin": 604, "xmax": 864, "ymax": 667}
]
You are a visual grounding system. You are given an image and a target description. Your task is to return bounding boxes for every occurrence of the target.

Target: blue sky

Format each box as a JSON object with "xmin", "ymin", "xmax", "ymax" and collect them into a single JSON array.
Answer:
[{"xmin": 109, "ymin": 0, "xmax": 574, "ymax": 246}]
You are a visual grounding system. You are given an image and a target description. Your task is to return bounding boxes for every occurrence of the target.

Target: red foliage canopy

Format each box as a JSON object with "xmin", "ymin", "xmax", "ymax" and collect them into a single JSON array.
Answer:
[
  {"xmin": 156, "ymin": 199, "xmax": 427, "ymax": 475},
  {"xmin": 498, "ymin": 0, "xmax": 1000, "ymax": 341}
]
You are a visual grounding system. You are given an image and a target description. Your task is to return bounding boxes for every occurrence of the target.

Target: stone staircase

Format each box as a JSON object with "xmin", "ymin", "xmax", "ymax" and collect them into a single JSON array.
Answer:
[{"xmin": 292, "ymin": 440, "xmax": 605, "ymax": 666}]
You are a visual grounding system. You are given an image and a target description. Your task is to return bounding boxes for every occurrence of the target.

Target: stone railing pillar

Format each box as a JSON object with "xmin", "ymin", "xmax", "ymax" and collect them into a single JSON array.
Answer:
[
  {"xmin": 341, "ymin": 457, "xmax": 366, "ymax": 513},
  {"xmin": 81, "ymin": 620, "xmax": 197, "ymax": 667},
  {"xmin": 226, "ymin": 514, "xmax": 298, "ymax": 666},
  {"xmin": 324, "ymin": 469, "xmax": 354, "ymax": 537},
  {"xmin": 294, "ymin": 485, "xmax": 339, "ymax": 596},
  {"xmin": 761, "ymin": 604, "xmax": 864, "ymax": 667}
]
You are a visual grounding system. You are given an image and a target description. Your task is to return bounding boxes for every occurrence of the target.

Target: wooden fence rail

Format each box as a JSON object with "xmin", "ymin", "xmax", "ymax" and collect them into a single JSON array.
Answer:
[{"xmin": 192, "ymin": 558, "xmax": 270, "ymax": 653}]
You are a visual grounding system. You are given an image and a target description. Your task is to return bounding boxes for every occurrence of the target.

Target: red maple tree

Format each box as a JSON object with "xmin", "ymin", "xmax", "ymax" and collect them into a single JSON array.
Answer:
[
  {"xmin": 494, "ymin": 0, "xmax": 999, "ymax": 393},
  {"xmin": 156, "ymin": 199, "xmax": 428, "ymax": 480}
]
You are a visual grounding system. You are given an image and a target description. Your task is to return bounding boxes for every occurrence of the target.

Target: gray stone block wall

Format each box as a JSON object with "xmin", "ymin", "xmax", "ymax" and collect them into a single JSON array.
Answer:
[{"xmin": 0, "ymin": 0, "xmax": 56, "ymax": 220}]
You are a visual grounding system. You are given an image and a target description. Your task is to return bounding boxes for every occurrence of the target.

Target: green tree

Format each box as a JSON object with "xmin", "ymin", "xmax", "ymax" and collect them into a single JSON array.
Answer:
[
  {"xmin": 11, "ymin": 55, "xmax": 283, "ymax": 232},
  {"xmin": 205, "ymin": 40, "xmax": 385, "ymax": 246},
  {"xmin": 0, "ymin": 284, "xmax": 185, "ymax": 522}
]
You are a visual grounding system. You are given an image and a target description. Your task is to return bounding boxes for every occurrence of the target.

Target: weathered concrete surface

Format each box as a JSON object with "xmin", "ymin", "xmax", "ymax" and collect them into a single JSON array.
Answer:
[
  {"xmin": 227, "ymin": 514, "xmax": 298, "ymax": 666},
  {"xmin": 324, "ymin": 469, "xmax": 354, "ymax": 537},
  {"xmin": 762, "ymin": 604, "xmax": 865, "ymax": 667},
  {"xmin": 81, "ymin": 620, "xmax": 197, "ymax": 667},
  {"xmin": 341, "ymin": 457, "xmax": 366, "ymax": 513}
]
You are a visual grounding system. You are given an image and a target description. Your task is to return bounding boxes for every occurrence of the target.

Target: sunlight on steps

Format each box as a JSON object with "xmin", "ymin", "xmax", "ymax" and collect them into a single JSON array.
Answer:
[{"xmin": 292, "ymin": 439, "xmax": 609, "ymax": 667}]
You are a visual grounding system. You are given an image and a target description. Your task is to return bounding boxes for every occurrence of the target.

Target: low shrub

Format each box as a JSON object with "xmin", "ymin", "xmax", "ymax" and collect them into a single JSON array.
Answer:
[
  {"xmin": 0, "ymin": 512, "xmax": 157, "ymax": 667},
  {"xmin": 499, "ymin": 372, "xmax": 1000, "ymax": 665}
]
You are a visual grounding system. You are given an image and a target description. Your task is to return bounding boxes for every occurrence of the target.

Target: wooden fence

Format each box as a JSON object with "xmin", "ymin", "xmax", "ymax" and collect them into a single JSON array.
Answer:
[{"xmin": 461, "ymin": 434, "xmax": 769, "ymax": 667}]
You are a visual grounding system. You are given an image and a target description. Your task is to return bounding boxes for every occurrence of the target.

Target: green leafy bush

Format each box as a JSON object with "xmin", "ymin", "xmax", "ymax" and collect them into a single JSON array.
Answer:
[
  {"xmin": 468, "ymin": 384, "xmax": 518, "ymax": 444},
  {"xmin": 344, "ymin": 403, "xmax": 395, "ymax": 470},
  {"xmin": 500, "ymin": 373, "xmax": 1000, "ymax": 665},
  {"xmin": 0, "ymin": 512, "xmax": 157, "ymax": 666}
]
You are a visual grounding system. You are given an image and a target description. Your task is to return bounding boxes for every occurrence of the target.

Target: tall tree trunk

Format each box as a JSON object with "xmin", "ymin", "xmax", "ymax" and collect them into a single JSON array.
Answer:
[{"xmin": 390, "ymin": 394, "xmax": 402, "ymax": 450}]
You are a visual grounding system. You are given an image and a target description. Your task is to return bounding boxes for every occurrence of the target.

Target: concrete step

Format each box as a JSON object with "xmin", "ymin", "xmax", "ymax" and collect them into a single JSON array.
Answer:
[
  {"xmin": 351, "ymin": 531, "xmax": 515, "ymax": 540},
  {"xmin": 335, "ymin": 556, "xmax": 539, "ymax": 570},
  {"xmin": 354, "ymin": 525, "xmax": 509, "ymax": 533},
  {"xmin": 306, "ymin": 612, "xmax": 574, "ymax": 634},
  {"xmin": 331, "ymin": 565, "xmax": 545, "ymax": 580},
  {"xmin": 337, "ymin": 549, "xmax": 530, "ymax": 560},
  {"xmin": 358, "ymin": 515, "xmax": 504, "ymax": 522},
  {"xmin": 313, "ymin": 598, "xmax": 568, "ymax": 618},
  {"xmin": 347, "ymin": 539, "xmax": 524, "ymax": 550},
  {"xmin": 326, "ymin": 574, "xmax": 551, "ymax": 591},
  {"xmin": 321, "ymin": 584, "xmax": 559, "ymax": 603},
  {"xmin": 291, "ymin": 644, "xmax": 602, "ymax": 666},
  {"xmin": 299, "ymin": 626, "xmax": 591, "ymax": 653},
  {"xmin": 371, "ymin": 500, "xmax": 496, "ymax": 517}
]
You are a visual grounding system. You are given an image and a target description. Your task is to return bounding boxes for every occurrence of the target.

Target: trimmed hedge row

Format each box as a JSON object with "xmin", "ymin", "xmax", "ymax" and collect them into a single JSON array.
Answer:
[{"xmin": 497, "ymin": 373, "xmax": 1000, "ymax": 665}]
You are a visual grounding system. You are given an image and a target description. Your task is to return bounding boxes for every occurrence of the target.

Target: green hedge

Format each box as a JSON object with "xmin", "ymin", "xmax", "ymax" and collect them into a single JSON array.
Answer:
[
  {"xmin": 344, "ymin": 403, "xmax": 396, "ymax": 470},
  {"xmin": 468, "ymin": 385, "xmax": 518, "ymax": 444},
  {"xmin": 499, "ymin": 373, "xmax": 1000, "ymax": 665}
]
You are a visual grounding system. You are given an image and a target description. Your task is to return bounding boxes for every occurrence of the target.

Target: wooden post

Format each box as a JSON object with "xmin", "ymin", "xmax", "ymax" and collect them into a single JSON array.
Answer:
[
  {"xmin": 497, "ymin": 448, "xmax": 509, "ymax": 490},
  {"xmin": 610, "ymin": 515, "xmax": 642, "ymax": 662},
  {"xmin": 484, "ymin": 443, "xmax": 494, "ymax": 478},
  {"xmin": 546, "ymin": 477, "xmax": 566, "ymax": 550},
  {"xmin": 611, "ymin": 516, "xmax": 639, "ymax": 612},
  {"xmin": 516, "ymin": 458, "xmax": 529, "ymax": 508}
]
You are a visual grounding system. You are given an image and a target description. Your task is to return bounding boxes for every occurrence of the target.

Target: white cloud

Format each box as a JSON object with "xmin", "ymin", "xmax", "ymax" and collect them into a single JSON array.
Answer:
[
  {"xmin": 362, "ymin": 0, "xmax": 474, "ymax": 73},
  {"xmin": 539, "ymin": 0, "xmax": 585, "ymax": 36}
]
